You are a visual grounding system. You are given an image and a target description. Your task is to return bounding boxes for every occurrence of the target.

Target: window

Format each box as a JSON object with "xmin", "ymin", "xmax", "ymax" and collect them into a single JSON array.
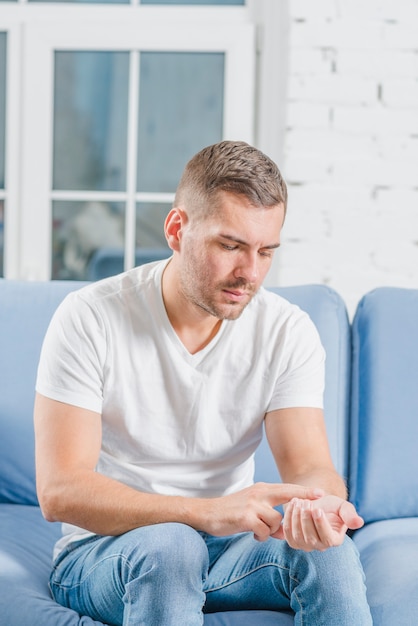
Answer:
[{"xmin": 1, "ymin": 3, "xmax": 259, "ymax": 280}]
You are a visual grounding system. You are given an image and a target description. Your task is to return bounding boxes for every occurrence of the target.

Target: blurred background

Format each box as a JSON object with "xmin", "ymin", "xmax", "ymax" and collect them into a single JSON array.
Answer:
[{"xmin": 0, "ymin": 0, "xmax": 417, "ymax": 316}]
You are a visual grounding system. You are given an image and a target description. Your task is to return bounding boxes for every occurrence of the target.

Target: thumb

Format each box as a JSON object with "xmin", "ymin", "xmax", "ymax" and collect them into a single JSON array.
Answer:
[{"xmin": 339, "ymin": 501, "xmax": 364, "ymax": 530}]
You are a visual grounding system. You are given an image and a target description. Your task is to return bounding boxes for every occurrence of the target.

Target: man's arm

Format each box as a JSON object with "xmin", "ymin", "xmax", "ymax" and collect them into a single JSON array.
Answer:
[
  {"xmin": 34, "ymin": 393, "xmax": 323, "ymax": 541},
  {"xmin": 265, "ymin": 406, "xmax": 364, "ymax": 551}
]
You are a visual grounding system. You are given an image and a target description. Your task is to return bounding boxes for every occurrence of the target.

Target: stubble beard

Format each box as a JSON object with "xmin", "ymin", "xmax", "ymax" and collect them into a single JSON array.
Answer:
[{"xmin": 182, "ymin": 274, "xmax": 257, "ymax": 321}]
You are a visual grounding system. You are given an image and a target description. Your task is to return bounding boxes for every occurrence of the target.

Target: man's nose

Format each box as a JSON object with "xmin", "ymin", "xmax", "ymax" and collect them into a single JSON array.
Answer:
[{"xmin": 233, "ymin": 252, "xmax": 259, "ymax": 283}]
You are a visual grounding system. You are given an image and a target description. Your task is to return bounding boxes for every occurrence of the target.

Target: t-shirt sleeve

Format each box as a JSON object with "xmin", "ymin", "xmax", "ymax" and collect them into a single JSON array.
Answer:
[
  {"xmin": 267, "ymin": 310, "xmax": 325, "ymax": 412},
  {"xmin": 35, "ymin": 292, "xmax": 106, "ymax": 414}
]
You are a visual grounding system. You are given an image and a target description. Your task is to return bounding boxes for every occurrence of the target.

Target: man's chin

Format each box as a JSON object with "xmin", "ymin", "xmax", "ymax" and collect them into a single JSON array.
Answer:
[
  {"xmin": 217, "ymin": 300, "xmax": 250, "ymax": 321},
  {"xmin": 196, "ymin": 291, "xmax": 254, "ymax": 321}
]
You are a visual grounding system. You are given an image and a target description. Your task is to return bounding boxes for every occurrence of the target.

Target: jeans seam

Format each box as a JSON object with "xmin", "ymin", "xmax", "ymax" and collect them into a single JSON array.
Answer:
[
  {"xmin": 52, "ymin": 553, "xmax": 134, "ymax": 590},
  {"xmin": 204, "ymin": 561, "xmax": 300, "ymax": 594},
  {"xmin": 294, "ymin": 589, "xmax": 304, "ymax": 625}
]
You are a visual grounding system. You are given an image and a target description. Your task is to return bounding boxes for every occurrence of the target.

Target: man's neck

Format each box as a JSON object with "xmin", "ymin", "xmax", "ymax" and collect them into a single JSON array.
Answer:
[{"xmin": 162, "ymin": 260, "xmax": 222, "ymax": 355}]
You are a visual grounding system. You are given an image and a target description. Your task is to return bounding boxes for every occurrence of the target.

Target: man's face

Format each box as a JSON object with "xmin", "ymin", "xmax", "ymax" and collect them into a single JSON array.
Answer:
[{"xmin": 177, "ymin": 191, "xmax": 285, "ymax": 321}]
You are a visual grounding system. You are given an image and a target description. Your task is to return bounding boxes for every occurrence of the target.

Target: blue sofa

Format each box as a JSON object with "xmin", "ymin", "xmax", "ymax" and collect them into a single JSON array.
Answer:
[
  {"xmin": 0, "ymin": 279, "xmax": 416, "ymax": 625},
  {"xmin": 349, "ymin": 287, "xmax": 418, "ymax": 624}
]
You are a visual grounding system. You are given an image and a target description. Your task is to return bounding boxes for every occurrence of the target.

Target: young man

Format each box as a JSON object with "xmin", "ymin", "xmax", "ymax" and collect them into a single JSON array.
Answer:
[{"xmin": 34, "ymin": 141, "xmax": 372, "ymax": 625}]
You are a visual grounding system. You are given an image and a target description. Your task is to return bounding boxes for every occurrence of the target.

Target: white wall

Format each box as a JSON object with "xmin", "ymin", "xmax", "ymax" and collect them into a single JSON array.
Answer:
[{"xmin": 271, "ymin": 0, "xmax": 418, "ymax": 317}]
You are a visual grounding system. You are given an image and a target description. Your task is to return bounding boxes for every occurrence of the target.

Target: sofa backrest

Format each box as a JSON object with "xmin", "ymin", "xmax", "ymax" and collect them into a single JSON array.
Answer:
[
  {"xmin": 0, "ymin": 279, "xmax": 350, "ymax": 506},
  {"xmin": 255, "ymin": 284, "xmax": 351, "ymax": 482},
  {"xmin": 87, "ymin": 247, "xmax": 171, "ymax": 281},
  {"xmin": 0, "ymin": 280, "xmax": 87, "ymax": 505},
  {"xmin": 349, "ymin": 287, "xmax": 418, "ymax": 524}
]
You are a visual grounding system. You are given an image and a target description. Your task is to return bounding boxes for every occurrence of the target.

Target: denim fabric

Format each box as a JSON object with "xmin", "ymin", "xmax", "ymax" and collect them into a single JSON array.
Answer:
[{"xmin": 50, "ymin": 523, "xmax": 372, "ymax": 626}]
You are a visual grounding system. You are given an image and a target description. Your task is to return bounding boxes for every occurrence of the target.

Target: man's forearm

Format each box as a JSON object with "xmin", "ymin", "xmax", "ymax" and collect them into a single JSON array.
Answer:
[
  {"xmin": 282, "ymin": 468, "xmax": 347, "ymax": 501},
  {"xmin": 39, "ymin": 469, "xmax": 194, "ymax": 536},
  {"xmin": 40, "ymin": 470, "xmax": 325, "ymax": 540}
]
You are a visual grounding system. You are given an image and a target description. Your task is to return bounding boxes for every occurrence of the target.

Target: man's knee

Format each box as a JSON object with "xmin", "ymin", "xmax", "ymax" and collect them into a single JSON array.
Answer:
[{"xmin": 123, "ymin": 523, "xmax": 209, "ymax": 580}]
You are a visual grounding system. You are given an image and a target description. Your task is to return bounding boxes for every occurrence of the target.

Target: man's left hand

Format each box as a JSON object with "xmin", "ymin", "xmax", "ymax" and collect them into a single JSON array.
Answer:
[{"xmin": 273, "ymin": 495, "xmax": 364, "ymax": 552}]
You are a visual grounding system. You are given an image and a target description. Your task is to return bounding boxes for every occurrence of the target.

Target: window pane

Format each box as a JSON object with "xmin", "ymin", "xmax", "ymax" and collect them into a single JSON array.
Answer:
[
  {"xmin": 29, "ymin": 0, "xmax": 128, "ymax": 4},
  {"xmin": 137, "ymin": 51, "xmax": 224, "ymax": 192},
  {"xmin": 136, "ymin": 201, "xmax": 171, "ymax": 249},
  {"xmin": 53, "ymin": 51, "xmax": 129, "ymax": 191},
  {"xmin": 0, "ymin": 33, "xmax": 6, "ymax": 189},
  {"xmin": 52, "ymin": 200, "xmax": 125, "ymax": 279},
  {"xmin": 78, "ymin": 202, "xmax": 171, "ymax": 281},
  {"xmin": 142, "ymin": 1, "xmax": 244, "ymax": 5}
]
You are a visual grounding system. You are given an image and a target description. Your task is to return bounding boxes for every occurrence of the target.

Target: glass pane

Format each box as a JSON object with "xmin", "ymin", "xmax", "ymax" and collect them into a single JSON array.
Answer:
[
  {"xmin": 53, "ymin": 51, "xmax": 129, "ymax": 191},
  {"xmin": 0, "ymin": 200, "xmax": 4, "ymax": 277},
  {"xmin": 82, "ymin": 202, "xmax": 171, "ymax": 281},
  {"xmin": 29, "ymin": 0, "xmax": 127, "ymax": 4},
  {"xmin": 0, "ymin": 33, "xmax": 6, "ymax": 189},
  {"xmin": 137, "ymin": 51, "xmax": 224, "ymax": 192},
  {"xmin": 136, "ymin": 200, "xmax": 171, "ymax": 248},
  {"xmin": 52, "ymin": 200, "xmax": 125, "ymax": 279},
  {"xmin": 142, "ymin": 1, "xmax": 244, "ymax": 4}
]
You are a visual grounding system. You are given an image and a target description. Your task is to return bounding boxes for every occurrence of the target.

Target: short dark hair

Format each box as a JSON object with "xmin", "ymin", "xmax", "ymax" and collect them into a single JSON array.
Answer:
[{"xmin": 174, "ymin": 140, "xmax": 287, "ymax": 218}]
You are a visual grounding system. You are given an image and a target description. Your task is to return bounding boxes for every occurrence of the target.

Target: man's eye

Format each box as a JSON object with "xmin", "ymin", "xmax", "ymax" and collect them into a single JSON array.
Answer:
[
  {"xmin": 259, "ymin": 250, "xmax": 273, "ymax": 258},
  {"xmin": 221, "ymin": 243, "xmax": 238, "ymax": 251}
]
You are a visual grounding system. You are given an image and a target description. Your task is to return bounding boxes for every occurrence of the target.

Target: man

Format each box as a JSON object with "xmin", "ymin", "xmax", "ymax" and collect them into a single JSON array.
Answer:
[{"xmin": 34, "ymin": 141, "xmax": 371, "ymax": 625}]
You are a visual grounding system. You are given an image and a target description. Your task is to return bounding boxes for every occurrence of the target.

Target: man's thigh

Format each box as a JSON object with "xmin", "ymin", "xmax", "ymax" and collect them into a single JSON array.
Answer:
[
  {"xmin": 202, "ymin": 532, "xmax": 293, "ymax": 613},
  {"xmin": 50, "ymin": 523, "xmax": 209, "ymax": 625},
  {"xmin": 202, "ymin": 532, "xmax": 369, "ymax": 620}
]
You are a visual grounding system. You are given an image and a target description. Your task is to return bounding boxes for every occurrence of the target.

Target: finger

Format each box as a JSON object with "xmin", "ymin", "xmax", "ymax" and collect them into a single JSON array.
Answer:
[
  {"xmin": 280, "ymin": 498, "xmax": 295, "ymax": 544},
  {"xmin": 253, "ymin": 508, "xmax": 283, "ymax": 542},
  {"xmin": 300, "ymin": 500, "xmax": 322, "ymax": 547},
  {"xmin": 311, "ymin": 508, "xmax": 342, "ymax": 549},
  {"xmin": 269, "ymin": 484, "xmax": 325, "ymax": 508},
  {"xmin": 282, "ymin": 498, "xmax": 308, "ymax": 550},
  {"xmin": 291, "ymin": 499, "xmax": 306, "ymax": 546},
  {"xmin": 271, "ymin": 525, "xmax": 285, "ymax": 540},
  {"xmin": 260, "ymin": 508, "xmax": 283, "ymax": 538}
]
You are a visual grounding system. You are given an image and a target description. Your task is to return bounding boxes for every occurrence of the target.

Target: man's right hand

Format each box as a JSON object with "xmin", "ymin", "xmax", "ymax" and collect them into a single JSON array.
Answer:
[{"xmin": 193, "ymin": 483, "xmax": 324, "ymax": 542}]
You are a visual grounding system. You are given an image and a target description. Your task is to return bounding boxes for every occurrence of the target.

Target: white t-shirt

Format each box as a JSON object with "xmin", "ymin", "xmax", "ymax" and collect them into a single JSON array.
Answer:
[{"xmin": 36, "ymin": 259, "xmax": 325, "ymax": 555}]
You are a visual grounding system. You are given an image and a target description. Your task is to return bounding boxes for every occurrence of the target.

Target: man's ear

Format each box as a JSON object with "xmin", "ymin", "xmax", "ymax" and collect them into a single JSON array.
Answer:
[{"xmin": 164, "ymin": 208, "xmax": 187, "ymax": 252}]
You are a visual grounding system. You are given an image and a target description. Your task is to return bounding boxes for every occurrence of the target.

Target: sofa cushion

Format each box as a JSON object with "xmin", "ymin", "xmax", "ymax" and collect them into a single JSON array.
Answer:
[
  {"xmin": 353, "ymin": 518, "xmax": 418, "ymax": 624},
  {"xmin": 0, "ymin": 504, "xmax": 103, "ymax": 625},
  {"xmin": 350, "ymin": 287, "xmax": 418, "ymax": 523}
]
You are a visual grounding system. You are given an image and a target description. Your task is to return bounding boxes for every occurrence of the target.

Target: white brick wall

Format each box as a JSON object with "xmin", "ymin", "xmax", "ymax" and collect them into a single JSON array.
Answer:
[{"xmin": 271, "ymin": 0, "xmax": 418, "ymax": 317}]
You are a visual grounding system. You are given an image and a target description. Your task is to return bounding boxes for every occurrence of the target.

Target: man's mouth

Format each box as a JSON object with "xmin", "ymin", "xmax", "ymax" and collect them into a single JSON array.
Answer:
[{"xmin": 222, "ymin": 287, "xmax": 251, "ymax": 302}]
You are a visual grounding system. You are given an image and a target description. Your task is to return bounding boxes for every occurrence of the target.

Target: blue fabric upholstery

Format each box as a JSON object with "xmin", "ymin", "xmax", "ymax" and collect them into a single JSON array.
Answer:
[
  {"xmin": 0, "ymin": 280, "xmax": 88, "ymax": 505},
  {"xmin": 350, "ymin": 287, "xmax": 418, "ymax": 623},
  {"xmin": 353, "ymin": 518, "xmax": 418, "ymax": 625},
  {"xmin": 0, "ymin": 278, "xmax": 350, "ymax": 625},
  {"xmin": 350, "ymin": 287, "xmax": 418, "ymax": 522}
]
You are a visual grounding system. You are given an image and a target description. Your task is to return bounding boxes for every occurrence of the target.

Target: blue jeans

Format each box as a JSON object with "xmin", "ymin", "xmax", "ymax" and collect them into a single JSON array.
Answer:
[{"xmin": 50, "ymin": 523, "xmax": 372, "ymax": 626}]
